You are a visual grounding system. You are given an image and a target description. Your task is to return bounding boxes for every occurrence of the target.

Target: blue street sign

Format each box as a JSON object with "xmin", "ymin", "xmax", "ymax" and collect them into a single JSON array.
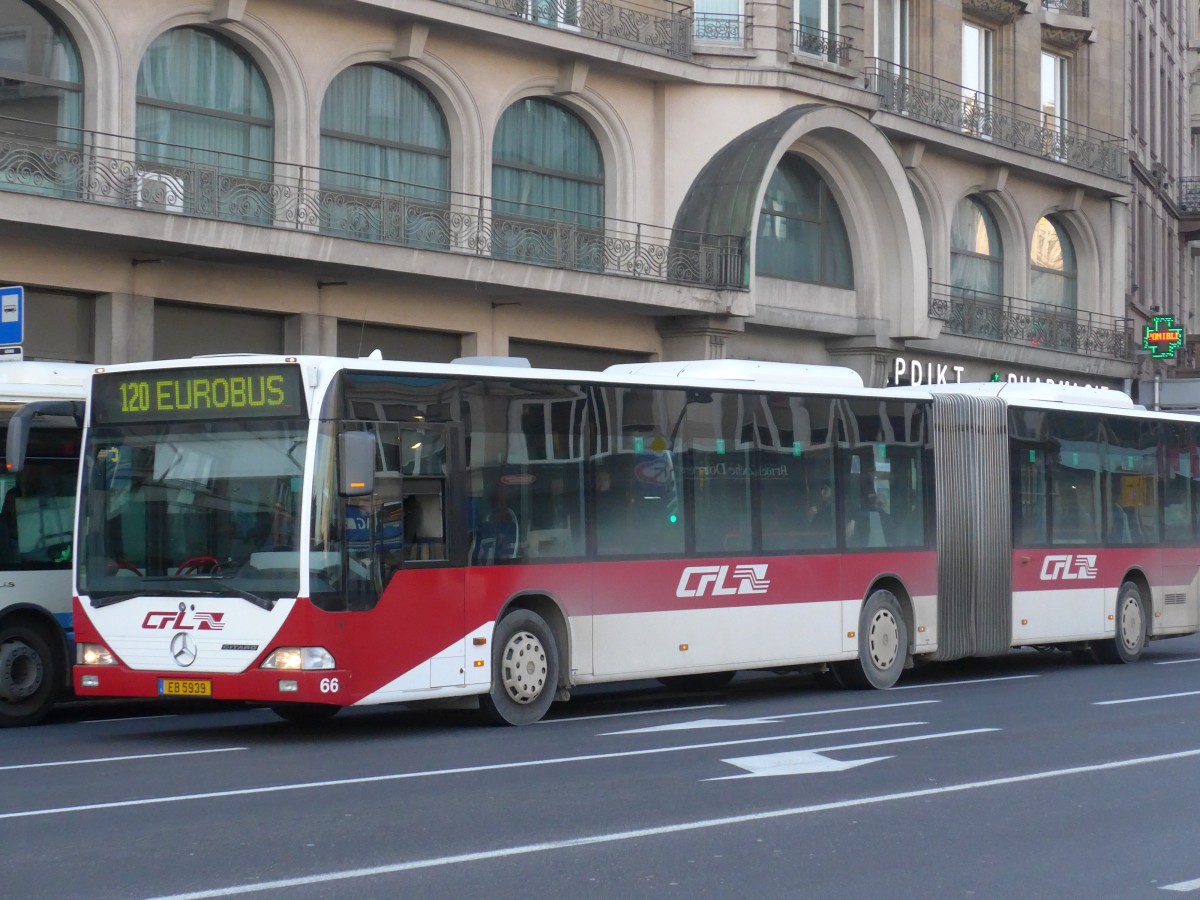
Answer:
[{"xmin": 0, "ymin": 286, "xmax": 22, "ymax": 347}]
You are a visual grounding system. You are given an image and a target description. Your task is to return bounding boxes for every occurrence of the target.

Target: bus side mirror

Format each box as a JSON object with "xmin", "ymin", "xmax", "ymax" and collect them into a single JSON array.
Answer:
[
  {"xmin": 6, "ymin": 400, "xmax": 84, "ymax": 474},
  {"xmin": 338, "ymin": 431, "xmax": 375, "ymax": 497}
]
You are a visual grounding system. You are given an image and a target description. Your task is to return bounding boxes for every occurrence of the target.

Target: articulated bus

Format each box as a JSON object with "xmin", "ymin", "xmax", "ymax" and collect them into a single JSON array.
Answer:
[
  {"xmin": 70, "ymin": 355, "xmax": 1200, "ymax": 725},
  {"xmin": 0, "ymin": 361, "xmax": 89, "ymax": 726}
]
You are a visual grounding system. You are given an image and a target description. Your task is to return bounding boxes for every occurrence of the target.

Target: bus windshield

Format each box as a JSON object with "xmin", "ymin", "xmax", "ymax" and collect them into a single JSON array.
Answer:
[{"xmin": 77, "ymin": 419, "xmax": 308, "ymax": 603}]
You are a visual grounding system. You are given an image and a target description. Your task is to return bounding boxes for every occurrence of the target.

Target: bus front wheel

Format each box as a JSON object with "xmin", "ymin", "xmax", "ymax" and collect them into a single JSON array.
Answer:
[
  {"xmin": 0, "ymin": 621, "xmax": 58, "ymax": 727},
  {"xmin": 1091, "ymin": 582, "xmax": 1146, "ymax": 665},
  {"xmin": 832, "ymin": 590, "xmax": 908, "ymax": 690},
  {"xmin": 481, "ymin": 609, "xmax": 559, "ymax": 726}
]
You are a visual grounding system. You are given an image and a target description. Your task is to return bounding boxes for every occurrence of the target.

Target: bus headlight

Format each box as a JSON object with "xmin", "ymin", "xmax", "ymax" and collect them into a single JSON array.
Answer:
[
  {"xmin": 260, "ymin": 647, "xmax": 336, "ymax": 670},
  {"xmin": 77, "ymin": 643, "xmax": 116, "ymax": 666}
]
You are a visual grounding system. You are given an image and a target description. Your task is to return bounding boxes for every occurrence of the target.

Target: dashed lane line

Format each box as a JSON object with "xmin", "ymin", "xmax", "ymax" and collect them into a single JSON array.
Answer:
[{"xmin": 142, "ymin": 745, "xmax": 1200, "ymax": 900}]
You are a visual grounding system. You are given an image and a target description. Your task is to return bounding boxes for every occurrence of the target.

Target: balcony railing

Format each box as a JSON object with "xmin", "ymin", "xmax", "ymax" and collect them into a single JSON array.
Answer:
[
  {"xmin": 0, "ymin": 118, "xmax": 744, "ymax": 290},
  {"xmin": 1043, "ymin": 0, "xmax": 1089, "ymax": 14},
  {"xmin": 865, "ymin": 61, "xmax": 1127, "ymax": 180},
  {"xmin": 448, "ymin": 0, "xmax": 693, "ymax": 58},
  {"xmin": 791, "ymin": 23, "xmax": 851, "ymax": 64},
  {"xmin": 1180, "ymin": 178, "xmax": 1200, "ymax": 214},
  {"xmin": 929, "ymin": 284, "xmax": 1133, "ymax": 361},
  {"xmin": 693, "ymin": 11, "xmax": 747, "ymax": 45}
]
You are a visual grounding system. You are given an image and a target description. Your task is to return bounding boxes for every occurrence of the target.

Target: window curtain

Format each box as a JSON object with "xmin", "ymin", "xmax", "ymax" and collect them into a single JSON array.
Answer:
[
  {"xmin": 492, "ymin": 98, "xmax": 602, "ymax": 229},
  {"xmin": 950, "ymin": 196, "xmax": 1002, "ymax": 298},
  {"xmin": 135, "ymin": 27, "xmax": 272, "ymax": 178},
  {"xmin": 755, "ymin": 154, "xmax": 853, "ymax": 287},
  {"xmin": 320, "ymin": 64, "xmax": 449, "ymax": 206},
  {"xmin": 1030, "ymin": 216, "xmax": 1077, "ymax": 310},
  {"xmin": 0, "ymin": 0, "xmax": 82, "ymax": 144}
]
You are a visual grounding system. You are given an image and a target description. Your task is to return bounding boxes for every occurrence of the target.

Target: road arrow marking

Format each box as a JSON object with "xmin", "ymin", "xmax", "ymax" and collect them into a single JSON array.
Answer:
[{"xmin": 706, "ymin": 750, "xmax": 892, "ymax": 780}]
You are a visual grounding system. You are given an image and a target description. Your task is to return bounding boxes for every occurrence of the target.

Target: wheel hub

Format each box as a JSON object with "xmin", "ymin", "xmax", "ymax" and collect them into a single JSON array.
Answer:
[
  {"xmin": 1119, "ymin": 597, "xmax": 1144, "ymax": 652},
  {"xmin": 867, "ymin": 610, "xmax": 899, "ymax": 671},
  {"xmin": 0, "ymin": 639, "xmax": 43, "ymax": 702},
  {"xmin": 500, "ymin": 631, "xmax": 547, "ymax": 705}
]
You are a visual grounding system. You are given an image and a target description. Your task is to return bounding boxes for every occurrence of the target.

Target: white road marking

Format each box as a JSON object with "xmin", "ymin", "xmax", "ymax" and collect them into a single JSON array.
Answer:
[
  {"xmin": 539, "ymin": 704, "xmax": 726, "ymax": 723},
  {"xmin": 0, "ymin": 747, "xmax": 245, "ymax": 772},
  {"xmin": 604, "ymin": 699, "xmax": 938, "ymax": 735},
  {"xmin": 141, "ymin": 745, "xmax": 1200, "ymax": 900},
  {"xmin": 709, "ymin": 750, "xmax": 892, "ymax": 779},
  {"xmin": 79, "ymin": 715, "xmax": 179, "ymax": 724},
  {"xmin": 1153, "ymin": 657, "xmax": 1200, "ymax": 666},
  {"xmin": 1161, "ymin": 878, "xmax": 1200, "ymax": 892},
  {"xmin": 0, "ymin": 721, "xmax": 954, "ymax": 820},
  {"xmin": 891, "ymin": 675, "xmax": 1040, "ymax": 690},
  {"xmin": 1095, "ymin": 690, "xmax": 1200, "ymax": 706}
]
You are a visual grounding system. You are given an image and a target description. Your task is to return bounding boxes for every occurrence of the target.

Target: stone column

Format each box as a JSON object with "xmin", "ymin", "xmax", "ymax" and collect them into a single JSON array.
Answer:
[
  {"xmin": 93, "ymin": 293, "xmax": 155, "ymax": 364},
  {"xmin": 658, "ymin": 315, "xmax": 745, "ymax": 360}
]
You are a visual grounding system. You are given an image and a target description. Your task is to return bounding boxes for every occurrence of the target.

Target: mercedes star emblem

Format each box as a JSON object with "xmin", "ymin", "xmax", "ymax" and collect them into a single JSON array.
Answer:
[{"xmin": 170, "ymin": 632, "xmax": 198, "ymax": 668}]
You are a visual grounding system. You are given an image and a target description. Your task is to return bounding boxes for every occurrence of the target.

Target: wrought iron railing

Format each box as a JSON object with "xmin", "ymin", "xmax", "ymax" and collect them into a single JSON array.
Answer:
[
  {"xmin": 448, "ymin": 0, "xmax": 693, "ymax": 58},
  {"xmin": 1042, "ymin": 0, "xmax": 1089, "ymax": 14},
  {"xmin": 790, "ymin": 23, "xmax": 851, "ymax": 63},
  {"xmin": 0, "ymin": 118, "xmax": 745, "ymax": 289},
  {"xmin": 693, "ymin": 11, "xmax": 746, "ymax": 45},
  {"xmin": 865, "ymin": 61, "xmax": 1126, "ymax": 179},
  {"xmin": 1180, "ymin": 178, "xmax": 1200, "ymax": 214},
  {"xmin": 929, "ymin": 284, "xmax": 1133, "ymax": 360}
]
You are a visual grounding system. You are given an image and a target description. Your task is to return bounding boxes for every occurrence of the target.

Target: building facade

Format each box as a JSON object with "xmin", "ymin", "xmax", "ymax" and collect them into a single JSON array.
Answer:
[{"xmin": 0, "ymin": 0, "xmax": 1136, "ymax": 388}]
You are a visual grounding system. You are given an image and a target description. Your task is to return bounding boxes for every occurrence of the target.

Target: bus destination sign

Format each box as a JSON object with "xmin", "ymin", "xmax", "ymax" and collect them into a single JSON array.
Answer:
[{"xmin": 92, "ymin": 364, "xmax": 306, "ymax": 424}]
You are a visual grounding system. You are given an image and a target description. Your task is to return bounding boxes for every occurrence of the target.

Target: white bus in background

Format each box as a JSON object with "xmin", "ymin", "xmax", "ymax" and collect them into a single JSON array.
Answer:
[{"xmin": 0, "ymin": 361, "xmax": 88, "ymax": 725}]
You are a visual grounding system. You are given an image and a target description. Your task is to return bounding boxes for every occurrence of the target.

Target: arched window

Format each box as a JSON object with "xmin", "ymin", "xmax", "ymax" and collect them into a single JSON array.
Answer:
[
  {"xmin": 492, "ymin": 98, "xmax": 603, "ymax": 268},
  {"xmin": 320, "ymin": 64, "xmax": 449, "ymax": 243},
  {"xmin": 0, "ymin": 0, "xmax": 82, "ymax": 197},
  {"xmin": 136, "ymin": 27, "xmax": 272, "ymax": 220},
  {"xmin": 1030, "ymin": 215, "xmax": 1076, "ymax": 310},
  {"xmin": 756, "ymin": 154, "xmax": 853, "ymax": 287},
  {"xmin": 950, "ymin": 196, "xmax": 1002, "ymax": 297}
]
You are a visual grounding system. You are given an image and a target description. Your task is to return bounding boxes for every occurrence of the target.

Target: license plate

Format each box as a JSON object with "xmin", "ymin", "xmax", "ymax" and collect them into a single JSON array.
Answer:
[{"xmin": 158, "ymin": 678, "xmax": 212, "ymax": 697}]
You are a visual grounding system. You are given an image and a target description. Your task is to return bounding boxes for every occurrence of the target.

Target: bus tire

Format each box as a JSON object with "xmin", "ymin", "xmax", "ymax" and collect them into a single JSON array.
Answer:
[
  {"xmin": 1091, "ymin": 581, "xmax": 1146, "ymax": 665},
  {"xmin": 480, "ymin": 609, "xmax": 558, "ymax": 726},
  {"xmin": 658, "ymin": 671, "xmax": 736, "ymax": 692},
  {"xmin": 0, "ymin": 621, "xmax": 59, "ymax": 727},
  {"xmin": 831, "ymin": 590, "xmax": 907, "ymax": 690},
  {"xmin": 269, "ymin": 702, "xmax": 341, "ymax": 726}
]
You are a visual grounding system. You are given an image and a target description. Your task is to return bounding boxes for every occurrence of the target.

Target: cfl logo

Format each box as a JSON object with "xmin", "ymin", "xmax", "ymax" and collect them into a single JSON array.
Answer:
[
  {"xmin": 1039, "ymin": 554, "xmax": 1098, "ymax": 581},
  {"xmin": 142, "ymin": 610, "xmax": 226, "ymax": 630},
  {"xmin": 676, "ymin": 564, "xmax": 771, "ymax": 598}
]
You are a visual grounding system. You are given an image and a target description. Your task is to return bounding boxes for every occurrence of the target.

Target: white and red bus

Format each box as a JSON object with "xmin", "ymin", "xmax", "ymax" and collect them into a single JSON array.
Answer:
[
  {"xmin": 70, "ymin": 355, "xmax": 1200, "ymax": 724},
  {"xmin": 0, "ymin": 361, "xmax": 89, "ymax": 726}
]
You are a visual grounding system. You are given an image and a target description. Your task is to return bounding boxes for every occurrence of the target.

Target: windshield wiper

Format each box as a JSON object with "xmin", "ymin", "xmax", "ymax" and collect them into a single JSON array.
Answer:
[{"xmin": 88, "ymin": 582, "xmax": 276, "ymax": 611}]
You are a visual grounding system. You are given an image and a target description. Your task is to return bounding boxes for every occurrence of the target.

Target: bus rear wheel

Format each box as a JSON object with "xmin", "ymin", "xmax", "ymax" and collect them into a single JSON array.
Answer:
[
  {"xmin": 0, "ymin": 622, "xmax": 59, "ymax": 727},
  {"xmin": 1091, "ymin": 582, "xmax": 1146, "ymax": 665},
  {"xmin": 481, "ymin": 609, "xmax": 559, "ymax": 726},
  {"xmin": 832, "ymin": 590, "xmax": 908, "ymax": 690}
]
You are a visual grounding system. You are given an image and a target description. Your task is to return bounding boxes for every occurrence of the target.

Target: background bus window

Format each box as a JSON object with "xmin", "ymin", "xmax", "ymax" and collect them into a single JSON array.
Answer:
[
  {"xmin": 1162, "ymin": 422, "xmax": 1193, "ymax": 544},
  {"xmin": 756, "ymin": 394, "xmax": 836, "ymax": 552},
  {"xmin": 1009, "ymin": 408, "xmax": 1049, "ymax": 546},
  {"xmin": 1050, "ymin": 412, "xmax": 1102, "ymax": 545},
  {"xmin": 590, "ymin": 386, "xmax": 685, "ymax": 557},
  {"xmin": 679, "ymin": 391, "xmax": 751, "ymax": 554},
  {"xmin": 842, "ymin": 398, "xmax": 930, "ymax": 549},
  {"xmin": 1104, "ymin": 416, "xmax": 1160, "ymax": 545}
]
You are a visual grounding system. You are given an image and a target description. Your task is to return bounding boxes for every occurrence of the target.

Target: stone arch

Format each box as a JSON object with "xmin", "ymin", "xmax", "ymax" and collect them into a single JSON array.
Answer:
[
  {"xmin": 1028, "ymin": 205, "xmax": 1100, "ymax": 314},
  {"xmin": 26, "ymin": 0, "xmax": 118, "ymax": 132},
  {"xmin": 125, "ymin": 10, "xmax": 306, "ymax": 164},
  {"xmin": 488, "ymin": 79, "xmax": 635, "ymax": 223},
  {"xmin": 311, "ymin": 50, "xmax": 480, "ymax": 197},
  {"xmin": 672, "ymin": 104, "xmax": 930, "ymax": 337}
]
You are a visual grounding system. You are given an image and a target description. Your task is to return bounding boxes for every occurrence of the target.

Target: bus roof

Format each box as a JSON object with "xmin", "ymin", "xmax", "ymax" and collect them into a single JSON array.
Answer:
[
  {"xmin": 0, "ymin": 360, "xmax": 91, "ymax": 402},
  {"xmin": 925, "ymin": 381, "xmax": 1137, "ymax": 410}
]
